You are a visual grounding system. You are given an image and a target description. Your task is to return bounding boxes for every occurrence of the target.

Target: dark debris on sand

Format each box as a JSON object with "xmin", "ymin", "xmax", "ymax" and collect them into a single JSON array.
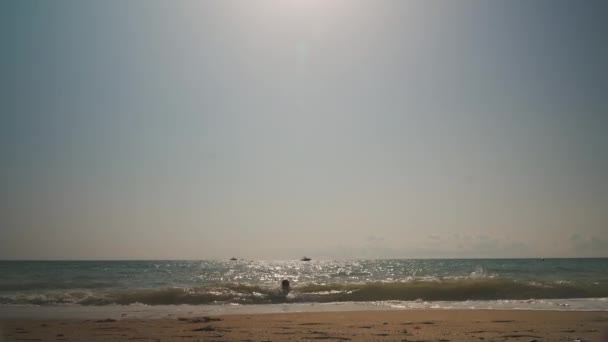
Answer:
[
  {"xmin": 94, "ymin": 319, "xmax": 117, "ymax": 323},
  {"xmin": 192, "ymin": 325, "xmax": 217, "ymax": 332},
  {"xmin": 179, "ymin": 316, "xmax": 223, "ymax": 323}
]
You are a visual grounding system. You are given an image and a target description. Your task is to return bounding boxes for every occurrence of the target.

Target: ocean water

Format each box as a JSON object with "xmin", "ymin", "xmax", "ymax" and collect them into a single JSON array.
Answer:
[{"xmin": 0, "ymin": 259, "xmax": 607, "ymax": 310}]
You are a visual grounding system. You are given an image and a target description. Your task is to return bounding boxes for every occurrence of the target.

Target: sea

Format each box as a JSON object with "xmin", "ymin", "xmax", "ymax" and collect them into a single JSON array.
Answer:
[{"xmin": 1, "ymin": 259, "xmax": 607, "ymax": 318}]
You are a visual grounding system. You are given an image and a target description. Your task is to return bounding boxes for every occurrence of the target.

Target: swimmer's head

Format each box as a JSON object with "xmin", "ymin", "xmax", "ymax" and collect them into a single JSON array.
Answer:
[{"xmin": 281, "ymin": 279, "xmax": 291, "ymax": 294}]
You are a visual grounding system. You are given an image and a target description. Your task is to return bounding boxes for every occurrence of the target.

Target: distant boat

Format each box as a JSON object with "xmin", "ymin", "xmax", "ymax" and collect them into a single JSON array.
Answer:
[
  {"xmin": 300, "ymin": 256, "xmax": 311, "ymax": 261},
  {"xmin": 229, "ymin": 257, "xmax": 238, "ymax": 261}
]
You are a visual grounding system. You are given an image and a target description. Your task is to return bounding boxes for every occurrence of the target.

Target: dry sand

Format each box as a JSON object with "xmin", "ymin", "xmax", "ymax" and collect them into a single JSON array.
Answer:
[{"xmin": 2, "ymin": 309, "xmax": 608, "ymax": 341}]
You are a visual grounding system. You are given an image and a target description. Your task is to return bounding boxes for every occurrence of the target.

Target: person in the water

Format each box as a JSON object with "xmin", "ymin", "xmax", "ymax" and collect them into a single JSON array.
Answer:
[{"xmin": 281, "ymin": 279, "xmax": 290, "ymax": 294}]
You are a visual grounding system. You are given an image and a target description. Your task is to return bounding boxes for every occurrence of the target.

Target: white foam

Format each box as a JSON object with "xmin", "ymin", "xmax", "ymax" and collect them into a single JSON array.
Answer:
[{"xmin": 1, "ymin": 297, "xmax": 607, "ymax": 320}]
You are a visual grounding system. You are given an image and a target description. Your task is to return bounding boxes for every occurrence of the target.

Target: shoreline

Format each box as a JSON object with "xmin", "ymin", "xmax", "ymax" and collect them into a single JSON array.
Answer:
[
  {"xmin": 2, "ymin": 297, "xmax": 608, "ymax": 320},
  {"xmin": 1, "ymin": 309, "xmax": 607, "ymax": 341}
]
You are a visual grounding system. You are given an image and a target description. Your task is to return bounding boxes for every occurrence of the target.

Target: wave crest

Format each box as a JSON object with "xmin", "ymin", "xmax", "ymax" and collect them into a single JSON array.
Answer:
[{"xmin": 1, "ymin": 278, "xmax": 606, "ymax": 306}]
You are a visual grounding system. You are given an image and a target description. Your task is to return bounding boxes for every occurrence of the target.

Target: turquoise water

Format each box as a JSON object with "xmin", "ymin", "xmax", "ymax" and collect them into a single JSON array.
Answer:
[{"xmin": 0, "ymin": 259, "xmax": 607, "ymax": 306}]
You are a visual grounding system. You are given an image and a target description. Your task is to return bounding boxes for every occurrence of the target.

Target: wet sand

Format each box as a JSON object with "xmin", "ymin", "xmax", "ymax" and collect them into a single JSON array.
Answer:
[{"xmin": 2, "ymin": 309, "xmax": 608, "ymax": 341}]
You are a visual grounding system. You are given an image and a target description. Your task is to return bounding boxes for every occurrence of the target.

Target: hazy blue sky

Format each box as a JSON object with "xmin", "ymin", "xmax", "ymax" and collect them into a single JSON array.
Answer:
[{"xmin": 1, "ymin": 0, "xmax": 607, "ymax": 259}]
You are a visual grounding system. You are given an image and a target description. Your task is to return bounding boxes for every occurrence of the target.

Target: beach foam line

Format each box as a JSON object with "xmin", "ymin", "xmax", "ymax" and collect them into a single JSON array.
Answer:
[{"xmin": 1, "ymin": 298, "xmax": 608, "ymax": 320}]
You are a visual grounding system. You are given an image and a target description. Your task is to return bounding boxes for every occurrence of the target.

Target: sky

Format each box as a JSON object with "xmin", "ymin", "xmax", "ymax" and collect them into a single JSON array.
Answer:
[{"xmin": 1, "ymin": 0, "xmax": 607, "ymax": 260}]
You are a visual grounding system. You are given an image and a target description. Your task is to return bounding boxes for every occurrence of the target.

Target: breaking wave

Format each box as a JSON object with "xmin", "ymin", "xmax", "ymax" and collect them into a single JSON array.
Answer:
[{"xmin": 2, "ymin": 278, "xmax": 607, "ymax": 306}]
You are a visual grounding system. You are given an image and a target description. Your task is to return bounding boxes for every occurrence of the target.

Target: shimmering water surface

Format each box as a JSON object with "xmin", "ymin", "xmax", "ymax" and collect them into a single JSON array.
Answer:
[{"xmin": 1, "ymin": 259, "xmax": 607, "ymax": 306}]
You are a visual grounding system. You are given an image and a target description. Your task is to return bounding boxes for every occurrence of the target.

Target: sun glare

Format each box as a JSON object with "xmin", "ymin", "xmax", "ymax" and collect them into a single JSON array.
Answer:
[{"xmin": 278, "ymin": 0, "xmax": 342, "ymax": 13}]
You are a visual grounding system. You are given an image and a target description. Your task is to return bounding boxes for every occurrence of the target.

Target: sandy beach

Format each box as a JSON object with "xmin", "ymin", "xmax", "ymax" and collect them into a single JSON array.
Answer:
[{"xmin": 2, "ymin": 309, "xmax": 607, "ymax": 342}]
